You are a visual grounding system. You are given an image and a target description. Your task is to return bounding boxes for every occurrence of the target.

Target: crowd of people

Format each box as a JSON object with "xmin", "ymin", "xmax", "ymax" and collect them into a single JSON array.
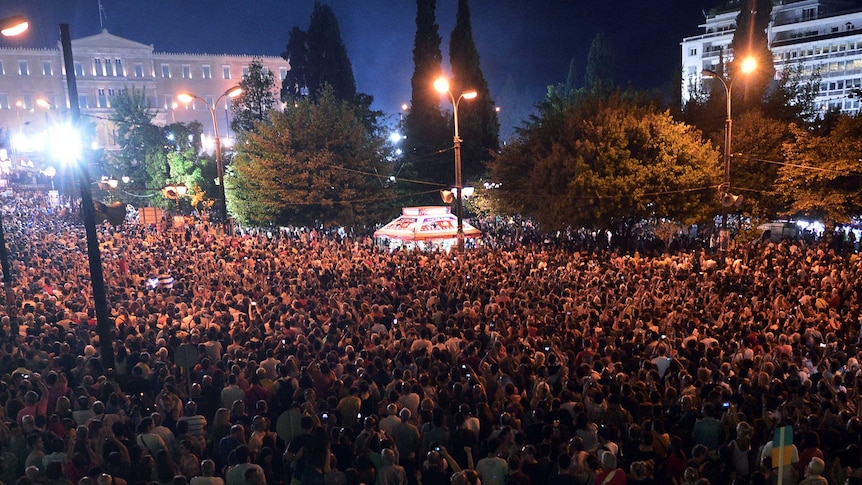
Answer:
[{"xmin": 0, "ymin": 191, "xmax": 861, "ymax": 485}]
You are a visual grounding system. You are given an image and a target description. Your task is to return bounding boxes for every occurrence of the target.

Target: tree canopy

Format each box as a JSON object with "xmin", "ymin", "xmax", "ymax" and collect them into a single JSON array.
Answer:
[
  {"xmin": 488, "ymin": 91, "xmax": 719, "ymax": 234},
  {"xmin": 776, "ymin": 117, "xmax": 862, "ymax": 225},
  {"xmin": 228, "ymin": 87, "xmax": 392, "ymax": 228},
  {"xmin": 282, "ymin": 2, "xmax": 357, "ymax": 104},
  {"xmin": 231, "ymin": 58, "xmax": 278, "ymax": 134}
]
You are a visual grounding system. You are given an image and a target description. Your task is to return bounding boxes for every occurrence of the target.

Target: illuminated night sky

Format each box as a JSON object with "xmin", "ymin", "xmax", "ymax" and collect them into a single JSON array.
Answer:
[{"xmin": 1, "ymin": 0, "xmax": 713, "ymax": 134}]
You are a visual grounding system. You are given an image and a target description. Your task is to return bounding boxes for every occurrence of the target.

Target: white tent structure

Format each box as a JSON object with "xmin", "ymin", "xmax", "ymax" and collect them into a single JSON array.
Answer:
[{"xmin": 373, "ymin": 206, "xmax": 481, "ymax": 250}]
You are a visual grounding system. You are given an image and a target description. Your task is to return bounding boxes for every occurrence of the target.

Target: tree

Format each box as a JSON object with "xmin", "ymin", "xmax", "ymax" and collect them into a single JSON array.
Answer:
[
  {"xmin": 723, "ymin": 109, "xmax": 791, "ymax": 221},
  {"xmin": 487, "ymin": 91, "xmax": 718, "ymax": 238},
  {"xmin": 231, "ymin": 58, "xmax": 278, "ymax": 134},
  {"xmin": 108, "ymin": 86, "xmax": 163, "ymax": 188},
  {"xmin": 584, "ymin": 33, "xmax": 615, "ymax": 93},
  {"xmin": 448, "ymin": 0, "xmax": 499, "ymax": 183},
  {"xmin": 281, "ymin": 26, "xmax": 309, "ymax": 102},
  {"xmin": 776, "ymin": 117, "xmax": 862, "ymax": 225},
  {"xmin": 228, "ymin": 87, "xmax": 392, "ymax": 228},
  {"xmin": 305, "ymin": 2, "xmax": 357, "ymax": 102},
  {"xmin": 763, "ymin": 61, "xmax": 821, "ymax": 125},
  {"xmin": 403, "ymin": 0, "xmax": 451, "ymax": 205}
]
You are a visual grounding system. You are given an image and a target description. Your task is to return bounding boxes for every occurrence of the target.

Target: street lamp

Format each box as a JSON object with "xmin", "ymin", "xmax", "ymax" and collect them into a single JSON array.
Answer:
[
  {"xmin": 163, "ymin": 182, "xmax": 188, "ymax": 212},
  {"xmin": 177, "ymin": 86, "xmax": 242, "ymax": 232},
  {"xmin": 434, "ymin": 76, "xmax": 477, "ymax": 253},
  {"xmin": 701, "ymin": 57, "xmax": 756, "ymax": 254},
  {"xmin": 0, "ymin": 16, "xmax": 27, "ymax": 37}
]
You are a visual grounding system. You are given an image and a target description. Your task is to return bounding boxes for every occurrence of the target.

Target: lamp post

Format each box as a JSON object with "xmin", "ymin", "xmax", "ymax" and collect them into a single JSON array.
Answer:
[
  {"xmin": 0, "ymin": 14, "xmax": 28, "ymax": 333},
  {"xmin": 701, "ymin": 57, "xmax": 756, "ymax": 255},
  {"xmin": 177, "ymin": 86, "xmax": 242, "ymax": 232},
  {"xmin": 60, "ymin": 22, "xmax": 115, "ymax": 369},
  {"xmin": 163, "ymin": 182, "xmax": 188, "ymax": 212},
  {"xmin": 434, "ymin": 77, "xmax": 477, "ymax": 253}
]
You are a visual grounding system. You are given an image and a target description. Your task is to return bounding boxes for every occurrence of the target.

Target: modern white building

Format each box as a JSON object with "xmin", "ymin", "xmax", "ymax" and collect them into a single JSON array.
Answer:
[
  {"xmin": 682, "ymin": 0, "xmax": 862, "ymax": 113},
  {"xmin": 0, "ymin": 29, "xmax": 290, "ymax": 158}
]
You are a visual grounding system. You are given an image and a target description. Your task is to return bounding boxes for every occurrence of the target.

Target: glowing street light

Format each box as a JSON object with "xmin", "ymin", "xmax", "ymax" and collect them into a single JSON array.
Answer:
[
  {"xmin": 434, "ymin": 76, "xmax": 477, "ymax": 253},
  {"xmin": 177, "ymin": 86, "xmax": 242, "ymax": 231},
  {"xmin": 702, "ymin": 55, "xmax": 757, "ymax": 255},
  {"xmin": 0, "ymin": 16, "xmax": 27, "ymax": 37}
]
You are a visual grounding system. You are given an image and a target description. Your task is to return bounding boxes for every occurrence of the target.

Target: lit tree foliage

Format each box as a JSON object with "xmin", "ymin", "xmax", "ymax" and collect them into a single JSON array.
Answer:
[
  {"xmin": 488, "ymin": 91, "xmax": 718, "ymax": 235},
  {"xmin": 108, "ymin": 86, "xmax": 162, "ymax": 188},
  {"xmin": 777, "ymin": 118, "xmax": 862, "ymax": 225},
  {"xmin": 230, "ymin": 58, "xmax": 278, "ymax": 134},
  {"xmin": 725, "ymin": 110, "xmax": 791, "ymax": 221},
  {"xmin": 228, "ymin": 87, "xmax": 391, "ymax": 228}
]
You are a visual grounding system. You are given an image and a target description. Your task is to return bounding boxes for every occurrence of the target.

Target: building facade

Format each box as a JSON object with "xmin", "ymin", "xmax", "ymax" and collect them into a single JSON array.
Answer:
[
  {"xmin": 682, "ymin": 0, "xmax": 862, "ymax": 114},
  {"xmin": 0, "ymin": 29, "xmax": 290, "ymax": 158}
]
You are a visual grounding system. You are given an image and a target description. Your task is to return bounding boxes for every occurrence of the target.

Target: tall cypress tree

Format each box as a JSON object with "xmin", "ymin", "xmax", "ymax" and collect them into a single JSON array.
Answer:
[
  {"xmin": 305, "ymin": 2, "xmax": 357, "ymax": 102},
  {"xmin": 281, "ymin": 27, "xmax": 309, "ymax": 103},
  {"xmin": 584, "ymin": 33, "xmax": 615, "ymax": 93},
  {"xmin": 449, "ymin": 0, "xmax": 499, "ymax": 183},
  {"xmin": 404, "ymin": 0, "xmax": 451, "ymax": 203}
]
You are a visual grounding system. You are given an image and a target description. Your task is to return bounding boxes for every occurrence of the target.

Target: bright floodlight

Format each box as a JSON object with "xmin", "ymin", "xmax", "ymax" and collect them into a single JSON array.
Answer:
[
  {"xmin": 36, "ymin": 98, "xmax": 52, "ymax": 109},
  {"xmin": 389, "ymin": 132, "xmax": 402, "ymax": 143},
  {"xmin": 177, "ymin": 93, "xmax": 194, "ymax": 104},
  {"xmin": 50, "ymin": 124, "xmax": 82, "ymax": 165},
  {"xmin": 434, "ymin": 77, "xmax": 450, "ymax": 94},
  {"xmin": 0, "ymin": 16, "xmax": 28, "ymax": 37},
  {"xmin": 740, "ymin": 56, "xmax": 757, "ymax": 74},
  {"xmin": 226, "ymin": 87, "xmax": 243, "ymax": 98},
  {"xmin": 463, "ymin": 91, "xmax": 478, "ymax": 100}
]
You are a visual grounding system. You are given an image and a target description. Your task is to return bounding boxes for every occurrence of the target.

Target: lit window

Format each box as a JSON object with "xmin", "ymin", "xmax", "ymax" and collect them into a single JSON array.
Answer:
[
  {"xmin": 115, "ymin": 59, "xmax": 123, "ymax": 76},
  {"xmin": 79, "ymin": 94, "xmax": 88, "ymax": 109},
  {"xmin": 0, "ymin": 93, "xmax": 8, "ymax": 109},
  {"xmin": 205, "ymin": 95, "xmax": 214, "ymax": 108},
  {"xmin": 74, "ymin": 62, "xmax": 83, "ymax": 77},
  {"xmin": 94, "ymin": 58, "xmax": 102, "ymax": 76},
  {"xmin": 182, "ymin": 65, "xmax": 191, "ymax": 79},
  {"xmin": 161, "ymin": 64, "xmax": 171, "ymax": 78},
  {"xmin": 105, "ymin": 59, "xmax": 114, "ymax": 77},
  {"xmin": 279, "ymin": 67, "xmax": 288, "ymax": 80},
  {"xmin": 222, "ymin": 66, "xmax": 230, "ymax": 79},
  {"xmin": 135, "ymin": 63, "xmax": 144, "ymax": 78},
  {"xmin": 98, "ymin": 88, "xmax": 107, "ymax": 107},
  {"xmin": 202, "ymin": 65, "xmax": 211, "ymax": 79},
  {"xmin": 18, "ymin": 60, "xmax": 28, "ymax": 76},
  {"xmin": 42, "ymin": 61, "xmax": 52, "ymax": 76}
]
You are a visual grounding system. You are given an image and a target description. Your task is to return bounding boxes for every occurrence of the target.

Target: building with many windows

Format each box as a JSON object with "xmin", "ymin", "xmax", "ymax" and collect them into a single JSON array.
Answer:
[
  {"xmin": 0, "ymin": 29, "xmax": 290, "ymax": 157},
  {"xmin": 681, "ymin": 0, "xmax": 862, "ymax": 114}
]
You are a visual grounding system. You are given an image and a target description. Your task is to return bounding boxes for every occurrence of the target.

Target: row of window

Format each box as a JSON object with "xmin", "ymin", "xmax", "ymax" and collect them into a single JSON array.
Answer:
[
  {"xmin": 0, "ymin": 89, "xmax": 237, "ymax": 111},
  {"xmin": 0, "ymin": 59, "xmax": 288, "ymax": 81},
  {"xmin": 820, "ymin": 77, "xmax": 862, "ymax": 92},
  {"xmin": 777, "ymin": 39, "xmax": 862, "ymax": 61},
  {"xmin": 820, "ymin": 99, "xmax": 860, "ymax": 111}
]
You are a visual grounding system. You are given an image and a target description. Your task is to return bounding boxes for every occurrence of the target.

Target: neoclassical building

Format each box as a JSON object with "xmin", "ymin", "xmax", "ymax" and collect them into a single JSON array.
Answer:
[
  {"xmin": 681, "ymin": 0, "xmax": 862, "ymax": 114},
  {"xmin": 0, "ymin": 29, "xmax": 290, "ymax": 157}
]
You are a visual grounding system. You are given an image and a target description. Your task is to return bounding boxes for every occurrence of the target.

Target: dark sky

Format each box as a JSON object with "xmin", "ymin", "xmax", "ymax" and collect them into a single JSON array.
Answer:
[{"xmin": 1, "ymin": 0, "xmax": 713, "ymax": 133}]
